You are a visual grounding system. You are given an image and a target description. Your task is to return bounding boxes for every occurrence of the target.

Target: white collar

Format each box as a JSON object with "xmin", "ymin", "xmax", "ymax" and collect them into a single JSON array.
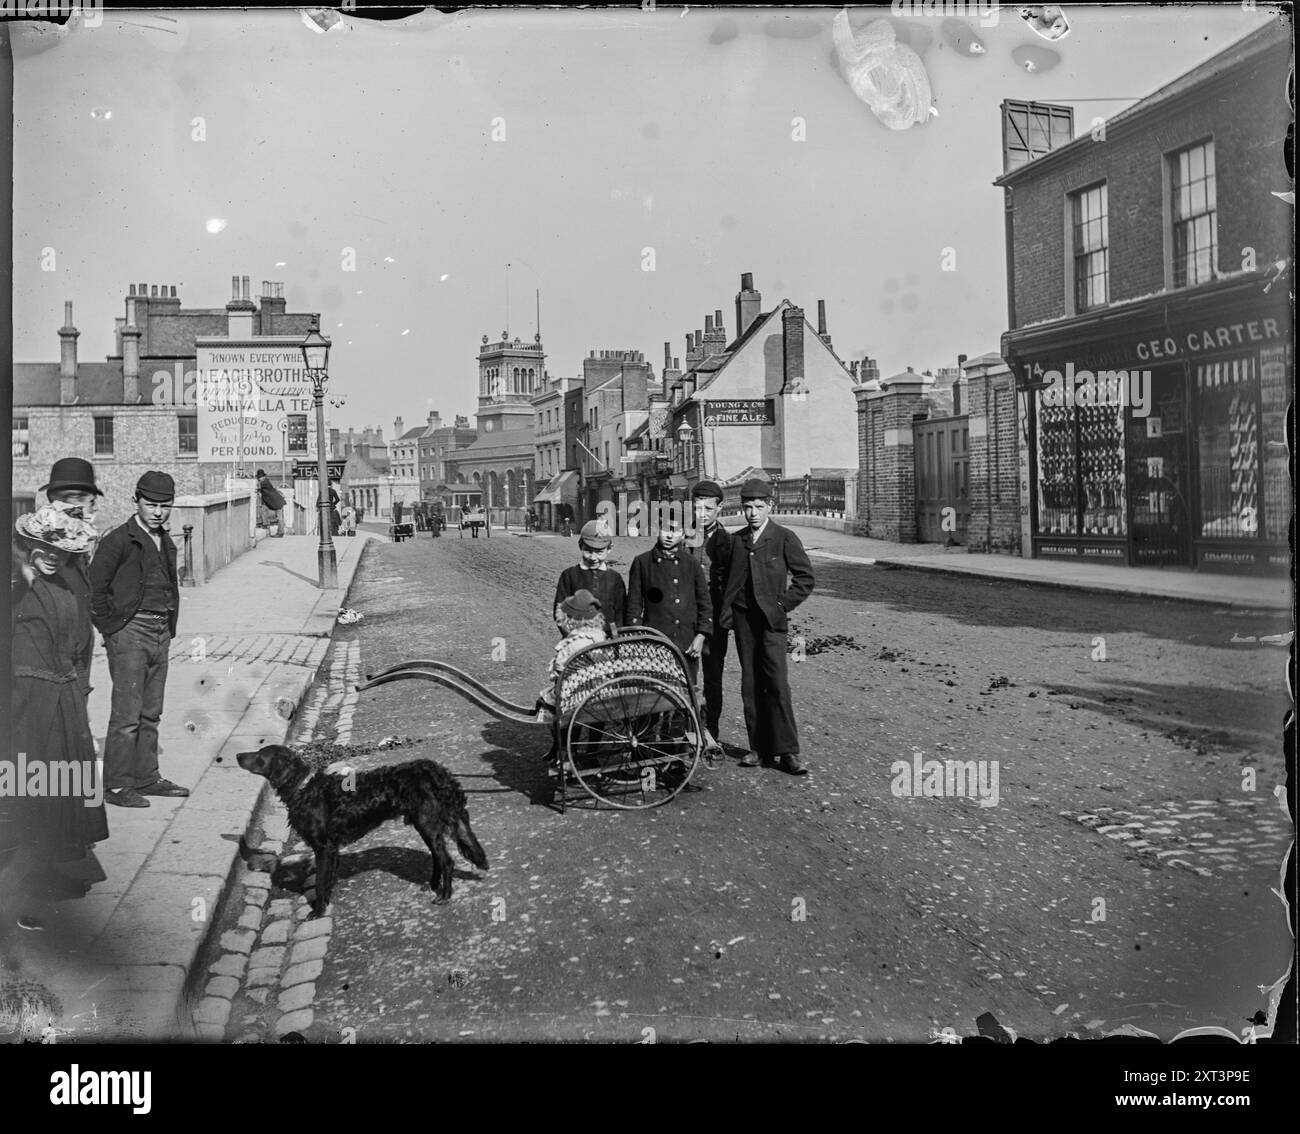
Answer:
[
  {"xmin": 748, "ymin": 518, "xmax": 770, "ymax": 543},
  {"xmin": 135, "ymin": 515, "xmax": 164, "ymax": 542}
]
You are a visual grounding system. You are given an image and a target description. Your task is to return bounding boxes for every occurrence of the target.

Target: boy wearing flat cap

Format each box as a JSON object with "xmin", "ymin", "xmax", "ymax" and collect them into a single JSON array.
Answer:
[
  {"xmin": 89, "ymin": 471, "xmax": 188, "ymax": 807},
  {"xmin": 551, "ymin": 519, "xmax": 626, "ymax": 635},
  {"xmin": 686, "ymin": 480, "xmax": 733, "ymax": 755},
  {"xmin": 717, "ymin": 478, "xmax": 815, "ymax": 775}
]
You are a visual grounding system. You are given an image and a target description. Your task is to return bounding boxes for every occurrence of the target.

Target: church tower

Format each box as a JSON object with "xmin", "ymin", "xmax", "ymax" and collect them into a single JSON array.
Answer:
[{"xmin": 475, "ymin": 330, "xmax": 545, "ymax": 436}]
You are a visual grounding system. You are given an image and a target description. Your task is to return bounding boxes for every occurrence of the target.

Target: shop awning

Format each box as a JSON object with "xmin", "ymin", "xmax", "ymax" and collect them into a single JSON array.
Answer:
[{"xmin": 533, "ymin": 469, "xmax": 577, "ymax": 504}]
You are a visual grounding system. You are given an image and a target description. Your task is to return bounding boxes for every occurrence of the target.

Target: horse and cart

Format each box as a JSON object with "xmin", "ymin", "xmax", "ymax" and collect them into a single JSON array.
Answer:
[{"xmin": 357, "ymin": 626, "xmax": 708, "ymax": 810}]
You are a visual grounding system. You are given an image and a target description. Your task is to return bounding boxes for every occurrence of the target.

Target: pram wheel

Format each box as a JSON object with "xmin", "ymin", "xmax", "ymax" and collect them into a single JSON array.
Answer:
[{"xmin": 563, "ymin": 675, "xmax": 702, "ymax": 809}]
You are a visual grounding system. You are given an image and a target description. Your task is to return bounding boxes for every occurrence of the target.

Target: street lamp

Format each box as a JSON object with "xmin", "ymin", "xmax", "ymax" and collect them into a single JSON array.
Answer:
[
  {"xmin": 301, "ymin": 315, "xmax": 337, "ymax": 589},
  {"xmin": 677, "ymin": 420, "xmax": 695, "ymax": 475}
]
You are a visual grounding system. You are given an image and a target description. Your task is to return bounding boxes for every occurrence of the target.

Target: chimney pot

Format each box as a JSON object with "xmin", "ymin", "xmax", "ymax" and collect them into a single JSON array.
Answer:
[
  {"xmin": 150, "ymin": 285, "xmax": 157, "ymax": 297},
  {"xmin": 129, "ymin": 284, "xmax": 136, "ymax": 296},
  {"xmin": 704, "ymin": 314, "xmax": 714, "ymax": 333},
  {"xmin": 741, "ymin": 272, "xmax": 753, "ymax": 290},
  {"xmin": 817, "ymin": 300, "xmax": 827, "ymax": 335},
  {"xmin": 232, "ymin": 275, "xmax": 239, "ymax": 300},
  {"xmin": 63, "ymin": 300, "xmax": 73, "ymax": 326},
  {"xmin": 139, "ymin": 282, "xmax": 146, "ymax": 295}
]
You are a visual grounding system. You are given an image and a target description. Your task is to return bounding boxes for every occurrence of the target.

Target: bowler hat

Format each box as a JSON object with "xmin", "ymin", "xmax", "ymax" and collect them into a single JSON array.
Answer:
[
  {"xmin": 577, "ymin": 520, "xmax": 612, "ymax": 548},
  {"xmin": 739, "ymin": 478, "xmax": 773, "ymax": 500},
  {"xmin": 691, "ymin": 480, "xmax": 724, "ymax": 501},
  {"xmin": 40, "ymin": 457, "xmax": 102, "ymax": 497},
  {"xmin": 135, "ymin": 470, "xmax": 176, "ymax": 502},
  {"xmin": 560, "ymin": 589, "xmax": 602, "ymax": 620}
]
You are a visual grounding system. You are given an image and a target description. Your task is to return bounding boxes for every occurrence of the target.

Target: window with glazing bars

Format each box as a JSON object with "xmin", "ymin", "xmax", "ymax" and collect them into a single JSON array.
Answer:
[
  {"xmin": 1071, "ymin": 183, "xmax": 1108, "ymax": 311},
  {"xmin": 93, "ymin": 416, "xmax": 114, "ymax": 455},
  {"xmin": 178, "ymin": 415, "xmax": 197, "ymax": 454},
  {"xmin": 1172, "ymin": 140, "xmax": 1217, "ymax": 287}
]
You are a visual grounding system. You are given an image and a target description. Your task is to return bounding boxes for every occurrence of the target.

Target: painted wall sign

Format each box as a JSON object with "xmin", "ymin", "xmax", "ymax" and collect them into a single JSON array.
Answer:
[{"xmin": 701, "ymin": 399, "xmax": 775, "ymax": 427}]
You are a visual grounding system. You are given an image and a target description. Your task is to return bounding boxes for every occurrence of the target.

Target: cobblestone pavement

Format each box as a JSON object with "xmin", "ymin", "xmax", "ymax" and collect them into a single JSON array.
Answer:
[{"xmin": 206, "ymin": 532, "xmax": 1293, "ymax": 1043}]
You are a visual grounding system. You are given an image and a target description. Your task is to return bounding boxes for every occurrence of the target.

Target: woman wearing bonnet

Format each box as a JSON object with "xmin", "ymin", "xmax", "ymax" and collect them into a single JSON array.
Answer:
[{"xmin": 4, "ymin": 505, "xmax": 109, "ymax": 928}]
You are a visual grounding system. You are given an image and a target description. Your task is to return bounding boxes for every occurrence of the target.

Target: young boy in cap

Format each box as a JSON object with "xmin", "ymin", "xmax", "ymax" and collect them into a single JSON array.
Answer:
[
  {"xmin": 717, "ymin": 478, "xmax": 815, "ymax": 775},
  {"xmin": 686, "ymin": 480, "xmax": 733, "ymax": 757},
  {"xmin": 89, "ymin": 471, "xmax": 189, "ymax": 807},
  {"xmin": 552, "ymin": 519, "xmax": 625, "ymax": 635}
]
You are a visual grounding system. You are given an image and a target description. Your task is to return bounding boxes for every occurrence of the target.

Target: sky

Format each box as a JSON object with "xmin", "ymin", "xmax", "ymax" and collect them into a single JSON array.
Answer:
[{"xmin": 10, "ymin": 3, "xmax": 1279, "ymax": 440}]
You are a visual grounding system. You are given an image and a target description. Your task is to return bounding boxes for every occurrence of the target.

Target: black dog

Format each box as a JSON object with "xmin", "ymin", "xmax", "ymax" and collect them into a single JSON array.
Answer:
[{"xmin": 235, "ymin": 744, "xmax": 489, "ymax": 917}]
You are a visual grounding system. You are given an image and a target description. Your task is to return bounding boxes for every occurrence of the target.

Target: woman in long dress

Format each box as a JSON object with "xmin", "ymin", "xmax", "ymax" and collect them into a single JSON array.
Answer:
[{"xmin": 4, "ymin": 506, "xmax": 109, "ymax": 924}]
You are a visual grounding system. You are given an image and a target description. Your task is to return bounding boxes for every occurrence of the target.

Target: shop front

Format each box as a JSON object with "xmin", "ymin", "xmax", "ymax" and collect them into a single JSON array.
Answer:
[{"xmin": 1003, "ymin": 274, "xmax": 1290, "ymax": 572}]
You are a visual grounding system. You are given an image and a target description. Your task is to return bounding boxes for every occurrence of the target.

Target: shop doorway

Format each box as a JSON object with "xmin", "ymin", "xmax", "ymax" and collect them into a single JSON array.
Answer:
[
  {"xmin": 1126, "ymin": 368, "xmax": 1191, "ymax": 566},
  {"xmin": 914, "ymin": 415, "xmax": 970, "ymax": 543}
]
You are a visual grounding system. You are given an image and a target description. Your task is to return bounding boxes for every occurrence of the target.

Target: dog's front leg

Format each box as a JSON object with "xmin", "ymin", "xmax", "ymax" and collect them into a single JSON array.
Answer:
[{"xmin": 311, "ymin": 845, "xmax": 335, "ymax": 917}]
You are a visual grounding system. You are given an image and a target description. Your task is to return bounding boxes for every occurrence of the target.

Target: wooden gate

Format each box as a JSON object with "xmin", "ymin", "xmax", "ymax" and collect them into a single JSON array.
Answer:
[{"xmin": 914, "ymin": 415, "xmax": 970, "ymax": 543}]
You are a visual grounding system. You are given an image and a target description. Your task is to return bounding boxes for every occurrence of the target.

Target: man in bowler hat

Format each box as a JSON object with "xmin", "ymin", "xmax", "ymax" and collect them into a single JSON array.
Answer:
[
  {"xmin": 717, "ymin": 479, "xmax": 815, "ymax": 775},
  {"xmin": 89, "ymin": 471, "xmax": 189, "ymax": 807}
]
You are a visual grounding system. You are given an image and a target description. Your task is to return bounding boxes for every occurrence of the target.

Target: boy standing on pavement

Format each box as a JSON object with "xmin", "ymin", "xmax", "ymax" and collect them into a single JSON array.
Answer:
[{"xmin": 90, "ymin": 471, "xmax": 189, "ymax": 808}]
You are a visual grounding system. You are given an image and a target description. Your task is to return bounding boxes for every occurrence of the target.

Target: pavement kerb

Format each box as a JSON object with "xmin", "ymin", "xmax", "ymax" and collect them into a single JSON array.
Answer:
[
  {"xmin": 804, "ymin": 548, "xmax": 1293, "ymax": 611},
  {"xmin": 76, "ymin": 533, "xmax": 378, "ymax": 1040}
]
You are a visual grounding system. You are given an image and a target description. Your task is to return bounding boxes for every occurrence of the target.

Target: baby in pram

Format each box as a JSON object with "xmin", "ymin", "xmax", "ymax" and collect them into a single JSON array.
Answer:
[{"xmin": 535, "ymin": 589, "xmax": 607, "ymax": 737}]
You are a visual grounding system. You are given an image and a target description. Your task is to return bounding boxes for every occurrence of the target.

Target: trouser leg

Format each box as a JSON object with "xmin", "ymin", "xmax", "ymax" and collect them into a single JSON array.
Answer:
[
  {"xmin": 758, "ymin": 625, "xmax": 799, "ymax": 756},
  {"xmin": 732, "ymin": 611, "xmax": 764, "ymax": 755},
  {"xmin": 103, "ymin": 623, "xmax": 148, "ymax": 792},
  {"xmin": 134, "ymin": 625, "xmax": 170, "ymax": 787},
  {"xmin": 701, "ymin": 625, "xmax": 727, "ymax": 738}
]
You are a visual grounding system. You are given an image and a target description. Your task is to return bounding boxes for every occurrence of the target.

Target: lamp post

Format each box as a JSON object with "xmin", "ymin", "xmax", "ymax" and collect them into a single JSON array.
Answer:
[
  {"xmin": 386, "ymin": 473, "xmax": 395, "ymax": 520},
  {"xmin": 677, "ymin": 419, "xmax": 695, "ymax": 491},
  {"xmin": 301, "ymin": 315, "xmax": 337, "ymax": 589}
]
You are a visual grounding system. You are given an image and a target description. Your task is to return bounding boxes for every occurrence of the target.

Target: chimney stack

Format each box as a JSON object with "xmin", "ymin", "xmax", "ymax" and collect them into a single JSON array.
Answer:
[
  {"xmin": 735, "ymin": 272, "xmax": 761, "ymax": 339},
  {"xmin": 59, "ymin": 300, "xmax": 79, "ymax": 403},
  {"xmin": 122, "ymin": 294, "xmax": 142, "ymax": 403},
  {"xmin": 817, "ymin": 299, "xmax": 832, "ymax": 350},
  {"xmin": 394, "ymin": 416, "xmax": 404, "ymax": 439},
  {"xmin": 781, "ymin": 306, "xmax": 805, "ymax": 394}
]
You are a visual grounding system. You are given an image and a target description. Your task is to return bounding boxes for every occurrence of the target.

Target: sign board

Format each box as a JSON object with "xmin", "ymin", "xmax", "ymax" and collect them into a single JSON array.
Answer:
[
  {"xmin": 195, "ymin": 341, "xmax": 322, "ymax": 463},
  {"xmin": 701, "ymin": 399, "xmax": 775, "ymax": 427},
  {"xmin": 293, "ymin": 460, "xmax": 346, "ymax": 482}
]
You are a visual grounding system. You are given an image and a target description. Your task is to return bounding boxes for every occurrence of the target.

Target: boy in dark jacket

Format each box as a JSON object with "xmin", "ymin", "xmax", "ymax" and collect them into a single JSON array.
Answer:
[
  {"xmin": 552, "ymin": 520, "xmax": 625, "ymax": 635},
  {"xmin": 89, "ymin": 471, "xmax": 188, "ymax": 807}
]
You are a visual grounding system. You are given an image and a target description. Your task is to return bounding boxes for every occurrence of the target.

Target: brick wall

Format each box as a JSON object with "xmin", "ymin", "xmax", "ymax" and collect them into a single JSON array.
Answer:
[
  {"xmin": 1008, "ymin": 41, "xmax": 1292, "ymax": 327},
  {"xmin": 854, "ymin": 383, "xmax": 926, "ymax": 542},
  {"xmin": 964, "ymin": 367, "xmax": 1022, "ymax": 553},
  {"xmin": 13, "ymin": 407, "xmax": 227, "ymax": 532}
]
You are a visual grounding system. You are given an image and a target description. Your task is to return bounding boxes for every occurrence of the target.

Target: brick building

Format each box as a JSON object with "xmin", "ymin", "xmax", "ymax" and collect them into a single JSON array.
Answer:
[
  {"xmin": 573, "ymin": 349, "xmax": 657, "ymax": 521},
  {"xmin": 639, "ymin": 273, "xmax": 862, "ymax": 501},
  {"xmin": 997, "ymin": 21, "xmax": 1291, "ymax": 571},
  {"xmin": 13, "ymin": 277, "xmax": 314, "ymax": 531},
  {"xmin": 530, "ymin": 372, "xmax": 582, "ymax": 529}
]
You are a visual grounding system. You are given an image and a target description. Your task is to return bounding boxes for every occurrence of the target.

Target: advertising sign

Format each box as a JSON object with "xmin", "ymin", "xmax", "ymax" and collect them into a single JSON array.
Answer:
[
  {"xmin": 195, "ymin": 341, "xmax": 321, "ymax": 463},
  {"xmin": 701, "ymin": 399, "xmax": 775, "ymax": 427}
]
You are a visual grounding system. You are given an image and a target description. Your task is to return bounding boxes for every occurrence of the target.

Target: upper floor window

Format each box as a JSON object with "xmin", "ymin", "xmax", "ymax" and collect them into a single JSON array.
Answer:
[
  {"xmin": 1071, "ymin": 182, "xmax": 1108, "ymax": 312},
  {"xmin": 94, "ymin": 416, "xmax": 114, "ymax": 456},
  {"xmin": 1171, "ymin": 140, "xmax": 1217, "ymax": 288},
  {"xmin": 178, "ymin": 414, "xmax": 198, "ymax": 454},
  {"xmin": 13, "ymin": 416, "xmax": 29, "ymax": 458}
]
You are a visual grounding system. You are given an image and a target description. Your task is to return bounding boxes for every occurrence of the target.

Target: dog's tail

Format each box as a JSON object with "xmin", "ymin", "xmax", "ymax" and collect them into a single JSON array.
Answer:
[{"xmin": 454, "ymin": 810, "xmax": 489, "ymax": 871}]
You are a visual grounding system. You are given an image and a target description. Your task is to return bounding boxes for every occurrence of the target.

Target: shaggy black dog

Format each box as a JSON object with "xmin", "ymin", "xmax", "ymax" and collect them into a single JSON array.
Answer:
[{"xmin": 235, "ymin": 744, "xmax": 489, "ymax": 917}]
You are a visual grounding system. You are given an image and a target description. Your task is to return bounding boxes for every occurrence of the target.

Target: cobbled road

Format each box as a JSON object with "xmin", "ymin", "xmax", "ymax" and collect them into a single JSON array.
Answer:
[{"xmin": 210, "ymin": 525, "xmax": 1292, "ymax": 1044}]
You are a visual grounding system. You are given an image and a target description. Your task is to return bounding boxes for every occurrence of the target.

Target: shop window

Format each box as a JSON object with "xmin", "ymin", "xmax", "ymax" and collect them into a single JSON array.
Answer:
[
  {"xmin": 93, "ymin": 416, "xmax": 114, "ymax": 456},
  {"xmin": 12, "ymin": 416, "xmax": 29, "ymax": 458},
  {"xmin": 1071, "ymin": 183, "xmax": 1108, "ymax": 311},
  {"xmin": 1036, "ymin": 400, "xmax": 1127, "ymax": 537},
  {"xmin": 1171, "ymin": 141, "xmax": 1217, "ymax": 288},
  {"xmin": 1196, "ymin": 355, "xmax": 1263, "ymax": 539},
  {"xmin": 178, "ymin": 415, "xmax": 198, "ymax": 454}
]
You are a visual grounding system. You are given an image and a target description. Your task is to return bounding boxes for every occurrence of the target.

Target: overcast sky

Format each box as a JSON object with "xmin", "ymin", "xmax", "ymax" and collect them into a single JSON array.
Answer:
[{"xmin": 11, "ymin": 4, "xmax": 1275, "ymax": 438}]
